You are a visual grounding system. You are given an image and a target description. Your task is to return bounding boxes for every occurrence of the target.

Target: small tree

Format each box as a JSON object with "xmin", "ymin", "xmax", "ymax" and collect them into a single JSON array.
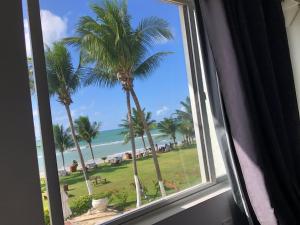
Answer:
[
  {"xmin": 53, "ymin": 125, "xmax": 74, "ymax": 171},
  {"xmin": 75, "ymin": 116, "xmax": 100, "ymax": 164},
  {"xmin": 157, "ymin": 118, "xmax": 178, "ymax": 145},
  {"xmin": 119, "ymin": 108, "xmax": 155, "ymax": 151},
  {"xmin": 175, "ymin": 97, "xmax": 195, "ymax": 144}
]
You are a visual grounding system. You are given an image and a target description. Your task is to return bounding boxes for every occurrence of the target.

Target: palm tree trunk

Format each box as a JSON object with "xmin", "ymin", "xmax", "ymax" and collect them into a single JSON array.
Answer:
[
  {"xmin": 61, "ymin": 152, "xmax": 66, "ymax": 172},
  {"xmin": 141, "ymin": 135, "xmax": 147, "ymax": 151},
  {"xmin": 88, "ymin": 142, "xmax": 96, "ymax": 164},
  {"xmin": 130, "ymin": 88, "xmax": 166, "ymax": 197},
  {"xmin": 172, "ymin": 136, "xmax": 176, "ymax": 145},
  {"xmin": 65, "ymin": 104, "xmax": 92, "ymax": 196},
  {"xmin": 126, "ymin": 90, "xmax": 142, "ymax": 207}
]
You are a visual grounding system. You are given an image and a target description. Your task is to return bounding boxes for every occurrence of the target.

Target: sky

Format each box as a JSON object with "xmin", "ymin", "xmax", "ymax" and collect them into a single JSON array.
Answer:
[{"xmin": 23, "ymin": 0, "xmax": 190, "ymax": 138}]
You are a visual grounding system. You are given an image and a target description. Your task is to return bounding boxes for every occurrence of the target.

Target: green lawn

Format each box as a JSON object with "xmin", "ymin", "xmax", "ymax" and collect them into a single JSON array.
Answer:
[{"xmin": 44, "ymin": 146, "xmax": 201, "ymax": 211}]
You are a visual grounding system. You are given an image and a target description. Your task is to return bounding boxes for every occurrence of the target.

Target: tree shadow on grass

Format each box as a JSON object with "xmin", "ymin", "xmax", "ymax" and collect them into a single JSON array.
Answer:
[{"xmin": 110, "ymin": 199, "xmax": 136, "ymax": 212}]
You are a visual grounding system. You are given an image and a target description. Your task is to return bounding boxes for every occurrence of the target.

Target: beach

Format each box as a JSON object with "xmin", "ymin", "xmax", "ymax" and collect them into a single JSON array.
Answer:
[{"xmin": 37, "ymin": 128, "xmax": 184, "ymax": 177}]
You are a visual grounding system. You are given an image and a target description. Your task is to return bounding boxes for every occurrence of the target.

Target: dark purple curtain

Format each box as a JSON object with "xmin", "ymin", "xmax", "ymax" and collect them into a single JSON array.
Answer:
[{"xmin": 197, "ymin": 0, "xmax": 300, "ymax": 224}]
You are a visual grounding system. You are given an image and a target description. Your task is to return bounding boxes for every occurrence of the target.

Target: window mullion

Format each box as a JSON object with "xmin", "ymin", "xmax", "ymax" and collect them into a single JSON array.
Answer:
[
  {"xmin": 180, "ymin": 2, "xmax": 217, "ymax": 183},
  {"xmin": 26, "ymin": 0, "xmax": 65, "ymax": 224}
]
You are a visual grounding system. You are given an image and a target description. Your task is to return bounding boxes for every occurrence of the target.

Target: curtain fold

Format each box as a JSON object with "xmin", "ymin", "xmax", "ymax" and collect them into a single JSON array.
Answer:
[{"xmin": 197, "ymin": 0, "xmax": 300, "ymax": 224}]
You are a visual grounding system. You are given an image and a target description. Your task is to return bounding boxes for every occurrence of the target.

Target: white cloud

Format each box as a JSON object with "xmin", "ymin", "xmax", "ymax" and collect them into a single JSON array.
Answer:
[
  {"xmin": 24, "ymin": 9, "xmax": 68, "ymax": 57},
  {"xmin": 156, "ymin": 106, "xmax": 169, "ymax": 116}
]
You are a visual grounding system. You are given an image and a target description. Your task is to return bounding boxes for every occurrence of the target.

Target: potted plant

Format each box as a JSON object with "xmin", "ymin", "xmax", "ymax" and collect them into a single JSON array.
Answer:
[{"xmin": 92, "ymin": 192, "xmax": 111, "ymax": 211}]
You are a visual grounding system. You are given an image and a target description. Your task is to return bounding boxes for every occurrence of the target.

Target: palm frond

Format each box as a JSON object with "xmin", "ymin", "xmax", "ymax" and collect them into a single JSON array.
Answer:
[
  {"xmin": 74, "ymin": 116, "xmax": 100, "ymax": 144},
  {"xmin": 136, "ymin": 17, "xmax": 173, "ymax": 48},
  {"xmin": 64, "ymin": 1, "xmax": 173, "ymax": 90},
  {"xmin": 134, "ymin": 52, "xmax": 173, "ymax": 79},
  {"xmin": 157, "ymin": 117, "xmax": 178, "ymax": 140},
  {"xmin": 45, "ymin": 42, "xmax": 81, "ymax": 101},
  {"xmin": 53, "ymin": 124, "xmax": 74, "ymax": 152},
  {"xmin": 82, "ymin": 66, "xmax": 119, "ymax": 88}
]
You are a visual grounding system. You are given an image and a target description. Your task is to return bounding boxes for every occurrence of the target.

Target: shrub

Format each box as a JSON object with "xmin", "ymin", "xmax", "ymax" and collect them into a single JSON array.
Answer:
[
  {"xmin": 40, "ymin": 179, "xmax": 47, "ymax": 193},
  {"xmin": 93, "ymin": 192, "xmax": 112, "ymax": 201},
  {"xmin": 112, "ymin": 190, "xmax": 128, "ymax": 211},
  {"xmin": 70, "ymin": 195, "xmax": 92, "ymax": 216},
  {"xmin": 44, "ymin": 210, "xmax": 50, "ymax": 225}
]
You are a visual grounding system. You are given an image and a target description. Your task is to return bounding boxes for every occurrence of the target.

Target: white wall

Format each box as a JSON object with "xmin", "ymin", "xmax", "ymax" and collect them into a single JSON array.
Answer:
[{"xmin": 282, "ymin": 0, "xmax": 300, "ymax": 113}]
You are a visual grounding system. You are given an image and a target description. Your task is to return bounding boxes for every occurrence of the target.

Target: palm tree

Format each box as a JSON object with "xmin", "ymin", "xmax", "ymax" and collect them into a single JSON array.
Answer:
[
  {"xmin": 157, "ymin": 118, "xmax": 178, "ymax": 145},
  {"xmin": 175, "ymin": 97, "xmax": 195, "ymax": 144},
  {"xmin": 45, "ymin": 42, "xmax": 92, "ymax": 195},
  {"xmin": 64, "ymin": 0, "xmax": 172, "ymax": 197},
  {"xmin": 53, "ymin": 125, "xmax": 74, "ymax": 171},
  {"xmin": 119, "ymin": 108, "xmax": 156, "ymax": 151},
  {"xmin": 177, "ymin": 120, "xmax": 194, "ymax": 145},
  {"xmin": 175, "ymin": 97, "xmax": 193, "ymax": 122},
  {"xmin": 75, "ymin": 116, "xmax": 100, "ymax": 164}
]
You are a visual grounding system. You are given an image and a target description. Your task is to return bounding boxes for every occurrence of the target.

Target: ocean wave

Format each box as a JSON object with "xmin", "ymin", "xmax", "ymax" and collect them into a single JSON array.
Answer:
[
  {"xmin": 92, "ymin": 140, "xmax": 124, "ymax": 148},
  {"xmin": 40, "ymin": 132, "xmax": 167, "ymax": 154}
]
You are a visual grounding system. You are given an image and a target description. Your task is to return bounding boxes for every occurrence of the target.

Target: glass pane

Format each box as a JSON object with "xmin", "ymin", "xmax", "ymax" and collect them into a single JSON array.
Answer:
[{"xmin": 24, "ymin": 0, "xmax": 225, "ymax": 224}]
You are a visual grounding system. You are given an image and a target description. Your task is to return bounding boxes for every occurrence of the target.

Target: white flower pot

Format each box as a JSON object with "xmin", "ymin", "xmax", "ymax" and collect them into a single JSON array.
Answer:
[{"xmin": 92, "ymin": 198, "xmax": 108, "ymax": 211}]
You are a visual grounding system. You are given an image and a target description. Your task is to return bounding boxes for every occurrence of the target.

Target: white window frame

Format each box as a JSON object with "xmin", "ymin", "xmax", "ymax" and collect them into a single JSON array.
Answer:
[{"xmin": 26, "ymin": 0, "xmax": 227, "ymax": 224}]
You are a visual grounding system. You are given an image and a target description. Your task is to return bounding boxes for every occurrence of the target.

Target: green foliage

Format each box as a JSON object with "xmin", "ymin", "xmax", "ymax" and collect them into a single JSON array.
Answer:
[
  {"xmin": 59, "ymin": 147, "xmax": 200, "ymax": 211},
  {"xmin": 64, "ymin": 0, "xmax": 173, "ymax": 89},
  {"xmin": 40, "ymin": 178, "xmax": 47, "ymax": 193},
  {"xmin": 112, "ymin": 189, "xmax": 128, "ymax": 210},
  {"xmin": 93, "ymin": 191, "xmax": 112, "ymax": 201},
  {"xmin": 43, "ymin": 210, "xmax": 50, "ymax": 225},
  {"xmin": 70, "ymin": 195, "xmax": 92, "ymax": 216},
  {"xmin": 157, "ymin": 118, "xmax": 178, "ymax": 143},
  {"xmin": 53, "ymin": 125, "xmax": 74, "ymax": 153},
  {"xmin": 175, "ymin": 97, "xmax": 193, "ymax": 121},
  {"xmin": 45, "ymin": 42, "xmax": 81, "ymax": 105},
  {"xmin": 119, "ymin": 108, "xmax": 155, "ymax": 143},
  {"xmin": 74, "ymin": 116, "xmax": 100, "ymax": 144},
  {"xmin": 175, "ymin": 97, "xmax": 195, "ymax": 143}
]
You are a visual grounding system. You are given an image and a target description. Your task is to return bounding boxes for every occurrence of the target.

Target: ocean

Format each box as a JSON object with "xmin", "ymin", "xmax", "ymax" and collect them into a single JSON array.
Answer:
[{"xmin": 36, "ymin": 128, "xmax": 184, "ymax": 175}]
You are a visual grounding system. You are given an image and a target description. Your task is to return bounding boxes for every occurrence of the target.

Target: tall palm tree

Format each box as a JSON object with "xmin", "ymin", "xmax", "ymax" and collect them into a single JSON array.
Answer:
[
  {"xmin": 175, "ymin": 97, "xmax": 195, "ymax": 144},
  {"xmin": 64, "ymin": 0, "xmax": 172, "ymax": 197},
  {"xmin": 53, "ymin": 125, "xmax": 74, "ymax": 171},
  {"xmin": 119, "ymin": 108, "xmax": 156, "ymax": 151},
  {"xmin": 157, "ymin": 118, "xmax": 178, "ymax": 145},
  {"xmin": 45, "ymin": 42, "xmax": 92, "ymax": 195},
  {"xmin": 75, "ymin": 116, "xmax": 100, "ymax": 164}
]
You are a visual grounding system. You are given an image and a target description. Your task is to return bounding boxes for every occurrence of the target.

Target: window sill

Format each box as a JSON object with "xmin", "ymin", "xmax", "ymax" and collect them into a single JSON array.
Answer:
[{"xmin": 100, "ymin": 175, "xmax": 230, "ymax": 225}]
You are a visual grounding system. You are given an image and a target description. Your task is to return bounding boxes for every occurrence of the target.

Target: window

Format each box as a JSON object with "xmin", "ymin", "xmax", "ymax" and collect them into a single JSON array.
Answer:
[{"xmin": 23, "ymin": 0, "xmax": 226, "ymax": 224}]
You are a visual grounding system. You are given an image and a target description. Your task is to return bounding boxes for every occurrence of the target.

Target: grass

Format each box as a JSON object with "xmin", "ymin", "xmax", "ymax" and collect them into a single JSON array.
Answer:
[{"xmin": 43, "ymin": 146, "xmax": 201, "ymax": 211}]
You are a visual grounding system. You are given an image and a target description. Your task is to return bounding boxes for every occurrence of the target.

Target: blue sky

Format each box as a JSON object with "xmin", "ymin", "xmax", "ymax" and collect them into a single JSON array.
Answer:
[{"xmin": 24, "ymin": 0, "xmax": 190, "ymax": 137}]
